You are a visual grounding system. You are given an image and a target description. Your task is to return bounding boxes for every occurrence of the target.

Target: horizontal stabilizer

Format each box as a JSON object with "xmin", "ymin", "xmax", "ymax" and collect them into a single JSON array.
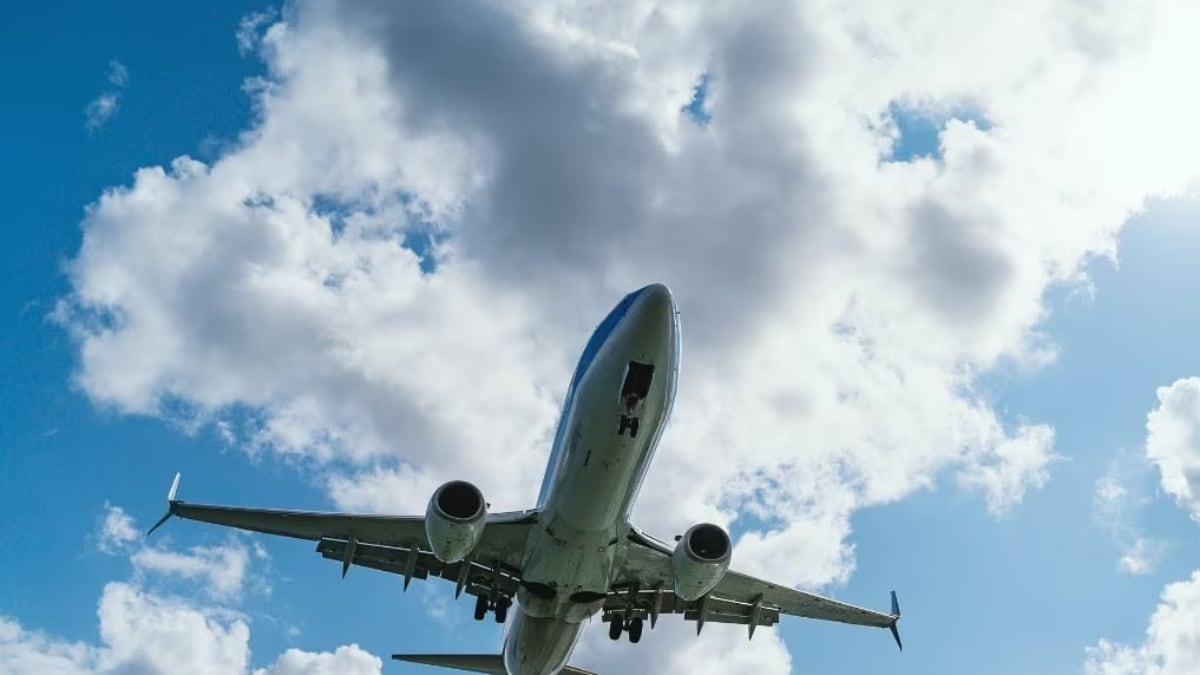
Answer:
[{"xmin": 392, "ymin": 654, "xmax": 598, "ymax": 675}]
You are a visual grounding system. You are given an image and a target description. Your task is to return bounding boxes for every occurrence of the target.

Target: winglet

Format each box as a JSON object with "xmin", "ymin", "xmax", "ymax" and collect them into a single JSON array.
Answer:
[
  {"xmin": 888, "ymin": 590, "xmax": 903, "ymax": 651},
  {"xmin": 146, "ymin": 472, "xmax": 182, "ymax": 537},
  {"xmin": 167, "ymin": 472, "xmax": 181, "ymax": 502}
]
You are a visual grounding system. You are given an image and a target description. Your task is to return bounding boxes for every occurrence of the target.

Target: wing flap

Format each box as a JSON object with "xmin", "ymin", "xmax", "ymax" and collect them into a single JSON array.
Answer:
[{"xmin": 315, "ymin": 539, "xmax": 522, "ymax": 599}]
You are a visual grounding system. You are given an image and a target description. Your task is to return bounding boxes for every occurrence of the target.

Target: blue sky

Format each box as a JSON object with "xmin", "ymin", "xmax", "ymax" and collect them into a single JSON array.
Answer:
[{"xmin": 4, "ymin": 3, "xmax": 1200, "ymax": 675}]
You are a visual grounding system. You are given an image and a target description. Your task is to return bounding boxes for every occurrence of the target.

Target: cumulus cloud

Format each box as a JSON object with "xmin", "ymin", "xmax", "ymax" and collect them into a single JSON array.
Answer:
[
  {"xmin": 1084, "ymin": 571, "xmax": 1200, "ymax": 675},
  {"xmin": 97, "ymin": 503, "xmax": 139, "ymax": 554},
  {"xmin": 0, "ymin": 584, "xmax": 381, "ymax": 675},
  {"xmin": 54, "ymin": 1, "xmax": 1200, "ymax": 671},
  {"xmin": 574, "ymin": 618, "xmax": 792, "ymax": 675},
  {"xmin": 1146, "ymin": 377, "xmax": 1200, "ymax": 520},
  {"xmin": 1, "ymin": 511, "xmax": 378, "ymax": 675},
  {"xmin": 1084, "ymin": 379, "xmax": 1200, "ymax": 670},
  {"xmin": 97, "ymin": 503, "xmax": 259, "ymax": 600},
  {"xmin": 253, "ymin": 644, "xmax": 381, "ymax": 675},
  {"xmin": 132, "ymin": 544, "xmax": 252, "ymax": 601}
]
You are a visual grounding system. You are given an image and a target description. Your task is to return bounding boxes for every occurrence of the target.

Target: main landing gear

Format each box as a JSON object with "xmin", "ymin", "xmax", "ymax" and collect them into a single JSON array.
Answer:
[
  {"xmin": 608, "ymin": 617, "xmax": 644, "ymax": 644},
  {"xmin": 474, "ymin": 595, "xmax": 511, "ymax": 623}
]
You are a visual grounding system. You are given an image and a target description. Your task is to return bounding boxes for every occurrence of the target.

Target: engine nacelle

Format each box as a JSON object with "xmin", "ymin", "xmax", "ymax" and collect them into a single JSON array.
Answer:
[
  {"xmin": 424, "ymin": 480, "xmax": 487, "ymax": 563},
  {"xmin": 671, "ymin": 523, "xmax": 732, "ymax": 601}
]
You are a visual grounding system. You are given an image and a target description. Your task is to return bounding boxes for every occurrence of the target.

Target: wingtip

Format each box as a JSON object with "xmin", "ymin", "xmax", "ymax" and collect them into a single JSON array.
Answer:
[
  {"xmin": 147, "ymin": 472, "xmax": 182, "ymax": 538},
  {"xmin": 888, "ymin": 590, "xmax": 902, "ymax": 651},
  {"xmin": 167, "ymin": 472, "xmax": 182, "ymax": 503}
]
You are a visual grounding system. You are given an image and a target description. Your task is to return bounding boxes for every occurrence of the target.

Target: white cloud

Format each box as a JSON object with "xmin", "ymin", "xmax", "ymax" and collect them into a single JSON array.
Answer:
[
  {"xmin": 132, "ymin": 543, "xmax": 252, "ymax": 601},
  {"xmin": 54, "ymin": 5, "xmax": 1200, "ymax": 670},
  {"xmin": 1118, "ymin": 538, "xmax": 1166, "ymax": 576},
  {"xmin": 574, "ymin": 618, "xmax": 792, "ymax": 675},
  {"xmin": 94, "ymin": 504, "xmax": 259, "ymax": 600},
  {"xmin": 0, "ymin": 583, "xmax": 382, "ymax": 675},
  {"xmin": 0, "ymin": 617, "xmax": 93, "ymax": 675},
  {"xmin": 1084, "ymin": 379, "xmax": 1200, "ymax": 670},
  {"xmin": 97, "ymin": 503, "xmax": 140, "ymax": 554},
  {"xmin": 1146, "ymin": 377, "xmax": 1200, "ymax": 520},
  {"xmin": 237, "ymin": 10, "xmax": 277, "ymax": 55},
  {"xmin": 107, "ymin": 60, "xmax": 129, "ymax": 88},
  {"xmin": 253, "ymin": 645, "xmax": 381, "ymax": 675},
  {"xmin": 1094, "ymin": 458, "xmax": 1164, "ymax": 575},
  {"xmin": 0, "ymin": 582, "xmax": 249, "ymax": 675},
  {"xmin": 4, "ymin": 518, "xmax": 376, "ymax": 675},
  {"xmin": 83, "ymin": 60, "xmax": 129, "ymax": 132},
  {"xmin": 83, "ymin": 94, "xmax": 119, "ymax": 132},
  {"xmin": 1084, "ymin": 571, "xmax": 1200, "ymax": 675}
]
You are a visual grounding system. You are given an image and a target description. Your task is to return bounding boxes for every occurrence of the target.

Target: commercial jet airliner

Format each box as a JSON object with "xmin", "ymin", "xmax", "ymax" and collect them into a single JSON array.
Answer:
[{"xmin": 148, "ymin": 283, "xmax": 901, "ymax": 675}]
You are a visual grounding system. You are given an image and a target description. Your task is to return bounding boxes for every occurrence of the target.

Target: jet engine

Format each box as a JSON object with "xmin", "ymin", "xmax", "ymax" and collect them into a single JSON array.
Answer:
[
  {"xmin": 424, "ymin": 480, "xmax": 487, "ymax": 563},
  {"xmin": 671, "ymin": 523, "xmax": 732, "ymax": 601}
]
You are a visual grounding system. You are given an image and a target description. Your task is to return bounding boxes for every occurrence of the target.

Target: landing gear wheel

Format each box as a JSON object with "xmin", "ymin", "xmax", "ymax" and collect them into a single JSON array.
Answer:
[
  {"xmin": 627, "ymin": 618, "xmax": 644, "ymax": 644},
  {"xmin": 618, "ymin": 416, "xmax": 641, "ymax": 438},
  {"xmin": 473, "ymin": 595, "xmax": 488, "ymax": 622},
  {"xmin": 608, "ymin": 619, "xmax": 623, "ymax": 641},
  {"xmin": 494, "ymin": 598, "xmax": 509, "ymax": 624}
]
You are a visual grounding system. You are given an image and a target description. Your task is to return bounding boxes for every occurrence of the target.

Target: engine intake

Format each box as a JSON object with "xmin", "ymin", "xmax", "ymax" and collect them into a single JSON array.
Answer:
[
  {"xmin": 671, "ymin": 523, "xmax": 731, "ymax": 601},
  {"xmin": 425, "ymin": 480, "xmax": 487, "ymax": 563}
]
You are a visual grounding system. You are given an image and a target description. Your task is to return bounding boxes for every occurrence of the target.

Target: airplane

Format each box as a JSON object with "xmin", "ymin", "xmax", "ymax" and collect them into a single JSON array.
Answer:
[{"xmin": 148, "ymin": 283, "xmax": 901, "ymax": 675}]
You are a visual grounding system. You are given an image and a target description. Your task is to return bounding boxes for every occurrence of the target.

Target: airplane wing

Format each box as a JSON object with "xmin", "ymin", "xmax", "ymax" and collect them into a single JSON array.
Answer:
[
  {"xmin": 147, "ymin": 474, "xmax": 535, "ymax": 598},
  {"xmin": 609, "ymin": 526, "xmax": 902, "ymax": 647}
]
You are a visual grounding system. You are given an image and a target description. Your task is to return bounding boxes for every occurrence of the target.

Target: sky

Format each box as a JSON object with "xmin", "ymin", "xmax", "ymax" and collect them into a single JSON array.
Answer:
[{"xmin": 3, "ymin": 1, "xmax": 1200, "ymax": 674}]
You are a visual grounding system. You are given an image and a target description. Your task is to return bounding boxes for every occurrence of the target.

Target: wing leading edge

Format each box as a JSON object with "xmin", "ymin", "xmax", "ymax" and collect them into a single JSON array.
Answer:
[{"xmin": 615, "ymin": 527, "xmax": 902, "ymax": 648}]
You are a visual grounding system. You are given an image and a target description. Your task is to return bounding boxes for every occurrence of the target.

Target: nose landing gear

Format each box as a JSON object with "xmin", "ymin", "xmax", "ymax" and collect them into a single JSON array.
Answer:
[{"xmin": 617, "ymin": 362, "xmax": 654, "ymax": 438}]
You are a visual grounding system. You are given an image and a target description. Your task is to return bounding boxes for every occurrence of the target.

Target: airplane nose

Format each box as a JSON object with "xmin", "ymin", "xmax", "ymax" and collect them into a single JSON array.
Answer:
[{"xmin": 633, "ymin": 283, "xmax": 675, "ymax": 325}]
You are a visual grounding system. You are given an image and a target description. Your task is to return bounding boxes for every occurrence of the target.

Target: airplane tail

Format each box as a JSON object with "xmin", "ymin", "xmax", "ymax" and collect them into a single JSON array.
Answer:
[{"xmin": 392, "ymin": 654, "xmax": 598, "ymax": 675}]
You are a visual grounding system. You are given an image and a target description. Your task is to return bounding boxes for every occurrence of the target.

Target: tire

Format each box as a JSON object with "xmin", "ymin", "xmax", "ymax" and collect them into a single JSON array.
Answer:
[
  {"xmin": 608, "ymin": 619, "xmax": 623, "ymax": 641},
  {"xmin": 474, "ymin": 595, "xmax": 488, "ymax": 621},
  {"xmin": 628, "ymin": 618, "xmax": 644, "ymax": 644},
  {"xmin": 494, "ymin": 600, "xmax": 508, "ymax": 623}
]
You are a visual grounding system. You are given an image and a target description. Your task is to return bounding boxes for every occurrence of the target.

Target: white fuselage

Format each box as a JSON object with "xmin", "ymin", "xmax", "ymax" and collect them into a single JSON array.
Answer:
[{"xmin": 502, "ymin": 284, "xmax": 680, "ymax": 675}]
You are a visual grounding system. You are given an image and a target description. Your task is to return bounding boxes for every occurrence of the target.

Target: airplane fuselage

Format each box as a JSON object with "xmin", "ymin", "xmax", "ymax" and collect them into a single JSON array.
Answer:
[{"xmin": 503, "ymin": 284, "xmax": 680, "ymax": 675}]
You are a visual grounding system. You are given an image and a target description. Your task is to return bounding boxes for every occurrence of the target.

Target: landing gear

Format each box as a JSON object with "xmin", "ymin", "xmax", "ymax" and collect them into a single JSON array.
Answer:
[
  {"xmin": 473, "ymin": 595, "xmax": 511, "ymax": 623},
  {"xmin": 627, "ymin": 618, "xmax": 644, "ymax": 644},
  {"xmin": 608, "ymin": 617, "xmax": 644, "ymax": 643},
  {"xmin": 617, "ymin": 415, "xmax": 640, "ymax": 438}
]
